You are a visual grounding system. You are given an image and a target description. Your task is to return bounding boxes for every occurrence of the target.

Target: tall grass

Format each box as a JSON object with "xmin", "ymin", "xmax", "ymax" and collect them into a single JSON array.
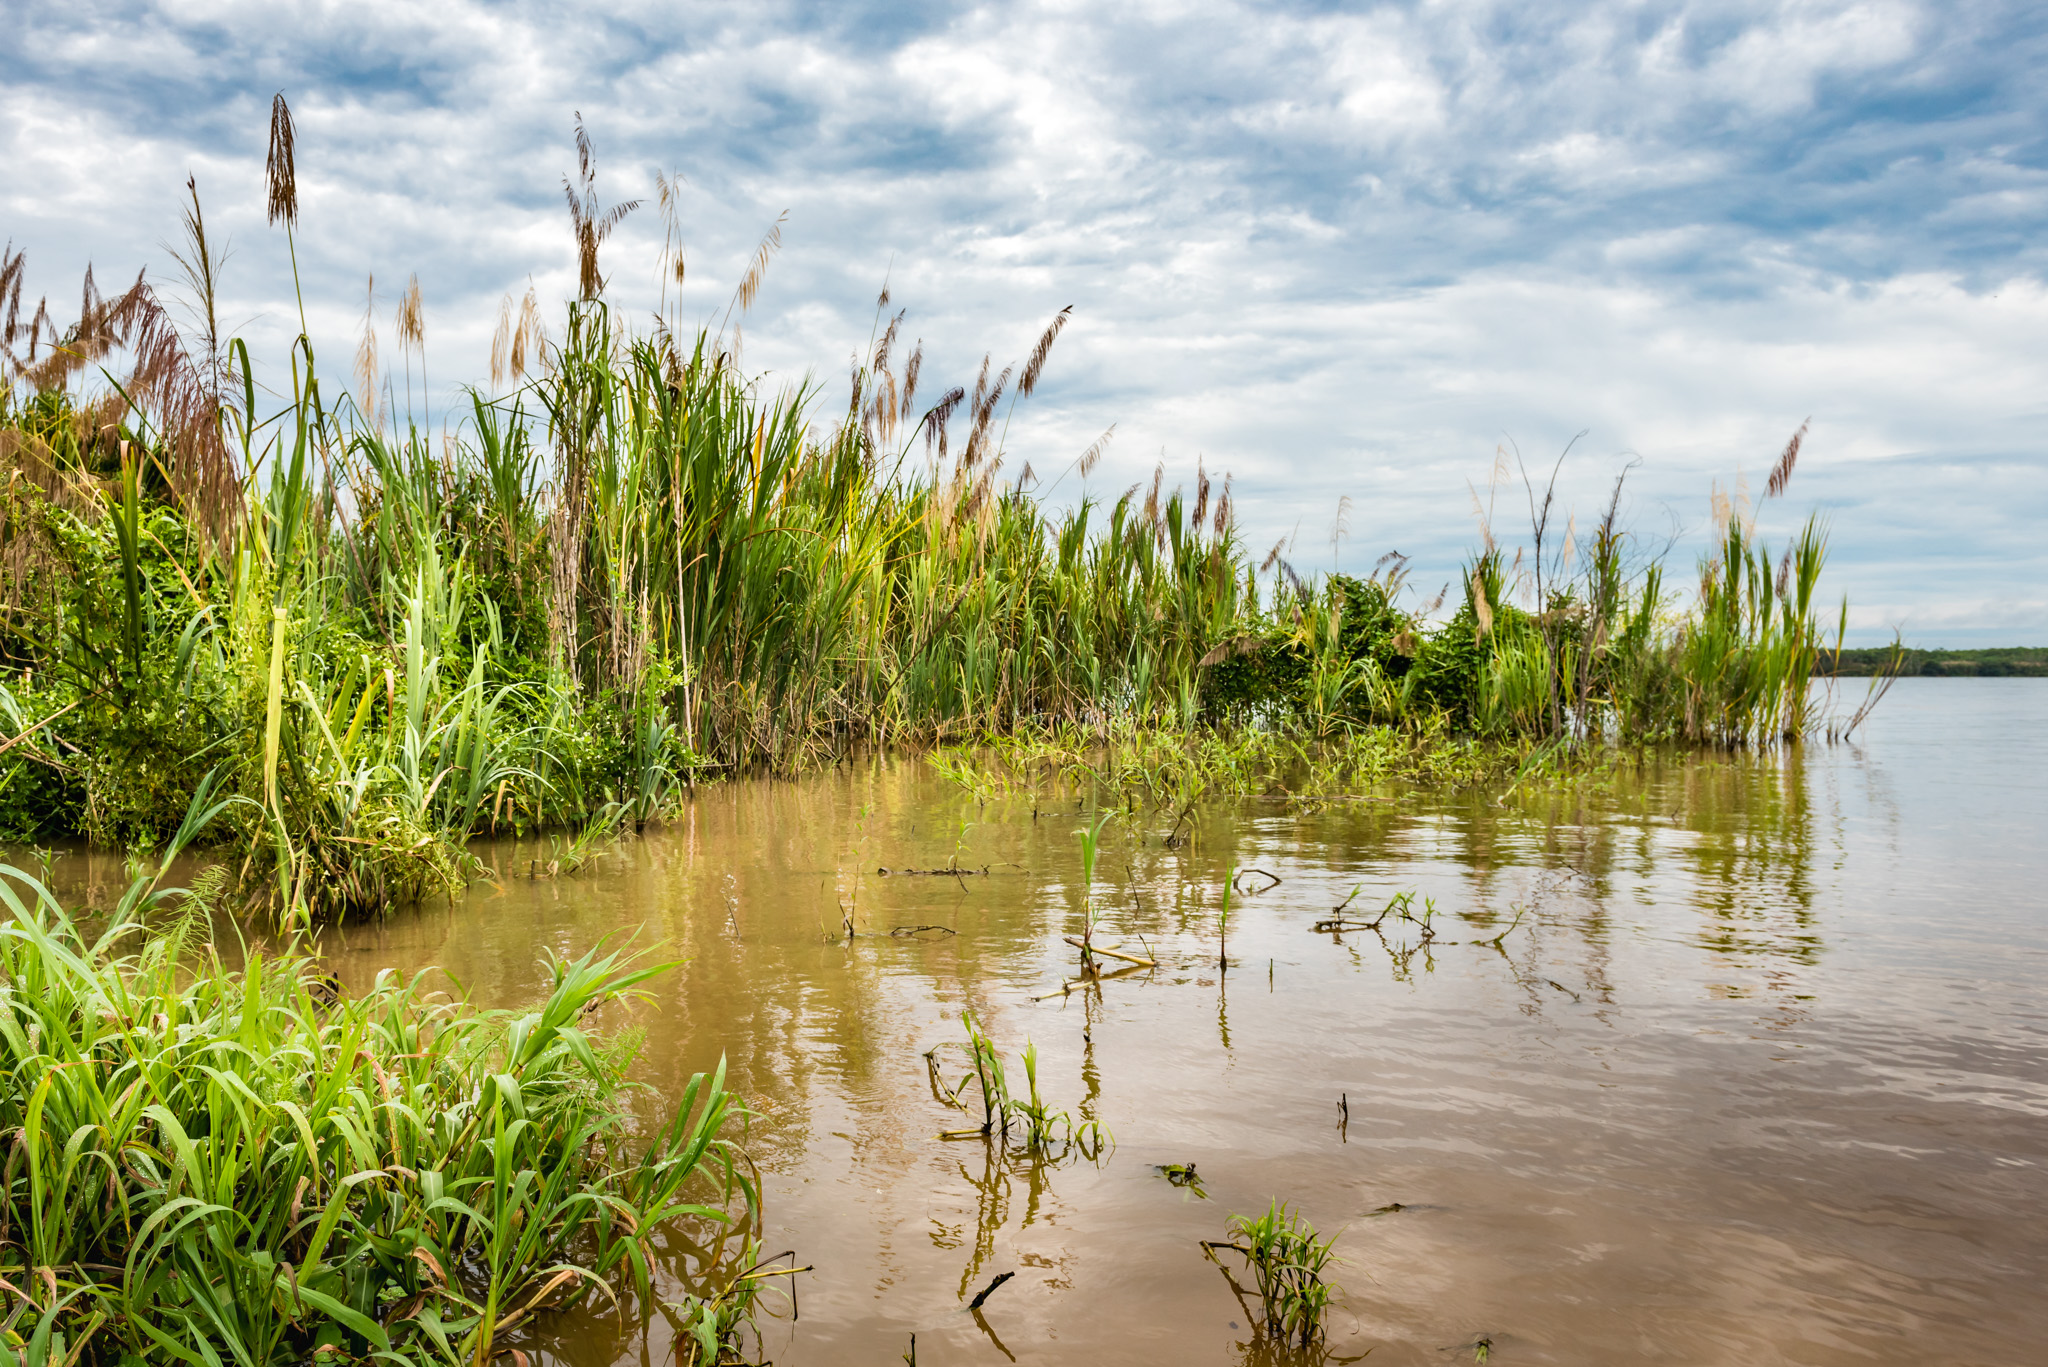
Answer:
[
  {"xmin": 0, "ymin": 866, "xmax": 750, "ymax": 1365},
  {"xmin": 0, "ymin": 108, "xmax": 1875, "ymax": 917}
]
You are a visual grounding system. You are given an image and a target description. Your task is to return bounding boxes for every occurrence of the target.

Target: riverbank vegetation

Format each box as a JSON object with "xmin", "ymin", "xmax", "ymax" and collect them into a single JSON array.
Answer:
[
  {"xmin": 0, "ymin": 102, "xmax": 1869, "ymax": 922},
  {"xmin": 0, "ymin": 866, "xmax": 752, "ymax": 1365}
]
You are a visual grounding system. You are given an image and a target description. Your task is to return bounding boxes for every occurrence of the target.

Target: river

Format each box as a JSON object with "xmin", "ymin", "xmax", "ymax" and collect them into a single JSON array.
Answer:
[{"xmin": 73, "ymin": 678, "xmax": 2048, "ymax": 1364}]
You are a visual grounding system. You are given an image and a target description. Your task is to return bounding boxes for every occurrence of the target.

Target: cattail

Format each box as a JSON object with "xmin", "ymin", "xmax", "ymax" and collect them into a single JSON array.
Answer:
[{"xmin": 266, "ymin": 93, "xmax": 297, "ymax": 228}]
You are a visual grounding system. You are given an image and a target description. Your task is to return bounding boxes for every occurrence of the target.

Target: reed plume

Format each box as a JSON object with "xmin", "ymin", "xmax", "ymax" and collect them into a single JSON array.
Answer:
[
  {"xmin": 725, "ymin": 210, "xmax": 787, "ymax": 325},
  {"xmin": 354, "ymin": 273, "xmax": 381, "ymax": 421},
  {"xmin": 265, "ymin": 92, "xmax": 297, "ymax": 227},
  {"xmin": 1018, "ymin": 304, "xmax": 1072, "ymax": 397},
  {"xmin": 1767, "ymin": 419, "xmax": 1808, "ymax": 498},
  {"xmin": 563, "ymin": 113, "xmax": 641, "ymax": 301}
]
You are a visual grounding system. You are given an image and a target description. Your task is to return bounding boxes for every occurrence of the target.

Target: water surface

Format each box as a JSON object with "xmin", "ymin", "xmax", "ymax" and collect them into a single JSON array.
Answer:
[{"xmin": 171, "ymin": 682, "xmax": 2048, "ymax": 1362}]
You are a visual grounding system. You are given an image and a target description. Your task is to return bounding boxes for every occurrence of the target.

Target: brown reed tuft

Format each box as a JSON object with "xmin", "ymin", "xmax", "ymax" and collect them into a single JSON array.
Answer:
[
  {"xmin": 563, "ymin": 114, "xmax": 641, "ymax": 301},
  {"xmin": 266, "ymin": 93, "xmax": 297, "ymax": 228},
  {"xmin": 1077, "ymin": 424, "xmax": 1114, "ymax": 480},
  {"xmin": 922, "ymin": 385, "xmax": 966, "ymax": 459},
  {"xmin": 355, "ymin": 274, "xmax": 381, "ymax": 419},
  {"xmin": 1018, "ymin": 305, "xmax": 1072, "ymax": 397},
  {"xmin": 1767, "ymin": 419, "xmax": 1808, "ymax": 499},
  {"xmin": 395, "ymin": 274, "xmax": 424, "ymax": 352},
  {"xmin": 900, "ymin": 341, "xmax": 923, "ymax": 421},
  {"xmin": 728, "ymin": 211, "xmax": 787, "ymax": 321}
]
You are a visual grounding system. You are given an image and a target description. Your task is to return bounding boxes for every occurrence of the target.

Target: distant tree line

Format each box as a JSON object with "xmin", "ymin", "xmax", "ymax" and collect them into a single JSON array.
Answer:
[{"xmin": 1824, "ymin": 646, "xmax": 2048, "ymax": 677}]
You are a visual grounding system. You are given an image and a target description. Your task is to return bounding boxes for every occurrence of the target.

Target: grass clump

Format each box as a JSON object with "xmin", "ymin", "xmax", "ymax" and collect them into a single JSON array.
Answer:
[
  {"xmin": 0, "ymin": 867, "xmax": 752, "ymax": 1365},
  {"xmin": 1204, "ymin": 1200, "xmax": 1342, "ymax": 1351},
  {"xmin": 924, "ymin": 1012, "xmax": 1107, "ymax": 1159}
]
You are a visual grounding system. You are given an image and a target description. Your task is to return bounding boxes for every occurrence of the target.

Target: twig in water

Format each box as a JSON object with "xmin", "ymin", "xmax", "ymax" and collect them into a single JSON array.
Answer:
[
  {"xmin": 968, "ymin": 1270, "xmax": 1013, "ymax": 1310},
  {"xmin": 1062, "ymin": 936, "xmax": 1154, "ymax": 967}
]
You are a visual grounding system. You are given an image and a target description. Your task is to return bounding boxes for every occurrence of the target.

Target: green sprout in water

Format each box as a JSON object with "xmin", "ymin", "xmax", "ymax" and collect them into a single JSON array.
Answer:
[
  {"xmin": 1203, "ymin": 1200, "xmax": 1343, "ymax": 1351},
  {"xmin": 925, "ymin": 1012, "xmax": 1110, "ymax": 1159}
]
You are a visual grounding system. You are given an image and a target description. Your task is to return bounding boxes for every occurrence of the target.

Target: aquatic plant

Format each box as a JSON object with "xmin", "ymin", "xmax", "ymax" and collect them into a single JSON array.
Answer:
[
  {"xmin": 924, "ymin": 1012, "xmax": 1107, "ymax": 1158},
  {"xmin": 667, "ymin": 1243, "xmax": 809, "ymax": 1367},
  {"xmin": 1203, "ymin": 1200, "xmax": 1342, "ymax": 1350}
]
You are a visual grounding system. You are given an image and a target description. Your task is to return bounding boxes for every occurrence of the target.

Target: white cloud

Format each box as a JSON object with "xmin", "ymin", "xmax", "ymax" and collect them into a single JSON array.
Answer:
[{"xmin": 1, "ymin": 0, "xmax": 2042, "ymax": 644}]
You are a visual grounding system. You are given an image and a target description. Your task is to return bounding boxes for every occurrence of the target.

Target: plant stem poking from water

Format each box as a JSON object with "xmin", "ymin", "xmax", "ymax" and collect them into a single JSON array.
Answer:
[
  {"xmin": 925, "ymin": 1012, "xmax": 1110, "ymax": 1158},
  {"xmin": 1075, "ymin": 809, "xmax": 1112, "ymax": 974},
  {"xmin": 1220, "ymin": 858, "xmax": 1233, "ymax": 972},
  {"xmin": 1203, "ymin": 1200, "xmax": 1342, "ymax": 1350}
]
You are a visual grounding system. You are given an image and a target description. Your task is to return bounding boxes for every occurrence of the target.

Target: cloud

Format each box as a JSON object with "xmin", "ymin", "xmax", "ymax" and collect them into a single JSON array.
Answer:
[{"xmin": 3, "ymin": 0, "xmax": 2043, "ymax": 643}]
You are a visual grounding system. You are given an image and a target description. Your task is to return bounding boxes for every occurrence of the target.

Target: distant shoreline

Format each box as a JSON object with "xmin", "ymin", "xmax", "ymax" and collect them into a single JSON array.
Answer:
[{"xmin": 1823, "ymin": 647, "xmax": 2048, "ymax": 678}]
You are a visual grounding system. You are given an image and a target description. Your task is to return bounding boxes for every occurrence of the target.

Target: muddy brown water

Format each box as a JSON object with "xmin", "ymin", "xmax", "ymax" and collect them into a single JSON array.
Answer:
[{"xmin": 40, "ymin": 679, "xmax": 2048, "ymax": 1364}]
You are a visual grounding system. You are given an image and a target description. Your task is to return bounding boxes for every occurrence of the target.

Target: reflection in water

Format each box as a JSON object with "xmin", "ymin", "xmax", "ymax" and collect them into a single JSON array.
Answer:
[{"xmin": 17, "ymin": 681, "xmax": 2048, "ymax": 1365}]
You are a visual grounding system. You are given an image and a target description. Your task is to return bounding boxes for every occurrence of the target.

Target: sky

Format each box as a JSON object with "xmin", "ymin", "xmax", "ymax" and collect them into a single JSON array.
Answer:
[{"xmin": 4, "ymin": 0, "xmax": 2045, "ymax": 644}]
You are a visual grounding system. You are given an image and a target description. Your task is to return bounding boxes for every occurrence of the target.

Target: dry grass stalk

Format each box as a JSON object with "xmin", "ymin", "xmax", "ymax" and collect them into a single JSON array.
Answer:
[{"xmin": 725, "ymin": 211, "xmax": 787, "ymax": 325}]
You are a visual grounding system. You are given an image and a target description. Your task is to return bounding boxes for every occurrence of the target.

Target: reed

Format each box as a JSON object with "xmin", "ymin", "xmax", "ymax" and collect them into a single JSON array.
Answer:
[{"xmin": 0, "ymin": 108, "xmax": 1880, "ymax": 918}]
